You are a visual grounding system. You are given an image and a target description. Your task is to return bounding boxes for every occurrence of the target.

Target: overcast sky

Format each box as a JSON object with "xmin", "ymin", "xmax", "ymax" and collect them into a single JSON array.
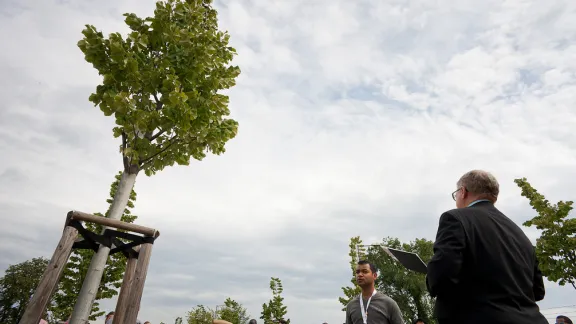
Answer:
[{"xmin": 1, "ymin": 0, "xmax": 576, "ymax": 323}]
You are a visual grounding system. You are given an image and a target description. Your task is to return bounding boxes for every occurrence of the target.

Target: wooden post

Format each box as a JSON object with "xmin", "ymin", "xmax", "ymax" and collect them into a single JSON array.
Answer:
[
  {"xmin": 19, "ymin": 224, "xmax": 78, "ymax": 324},
  {"xmin": 124, "ymin": 241, "xmax": 154, "ymax": 324},
  {"xmin": 112, "ymin": 247, "xmax": 139, "ymax": 324},
  {"xmin": 69, "ymin": 211, "xmax": 159, "ymax": 237}
]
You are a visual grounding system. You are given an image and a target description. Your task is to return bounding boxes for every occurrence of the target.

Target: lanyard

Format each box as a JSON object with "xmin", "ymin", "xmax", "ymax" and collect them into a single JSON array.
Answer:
[{"xmin": 359, "ymin": 290, "xmax": 376, "ymax": 324}]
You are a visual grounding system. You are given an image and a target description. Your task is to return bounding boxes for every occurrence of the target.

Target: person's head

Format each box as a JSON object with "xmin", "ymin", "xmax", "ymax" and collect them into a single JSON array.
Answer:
[
  {"xmin": 557, "ymin": 315, "xmax": 573, "ymax": 324},
  {"xmin": 249, "ymin": 320, "xmax": 257, "ymax": 324},
  {"xmin": 414, "ymin": 319, "xmax": 425, "ymax": 324},
  {"xmin": 105, "ymin": 312, "xmax": 115, "ymax": 320},
  {"xmin": 355, "ymin": 260, "xmax": 377, "ymax": 288},
  {"xmin": 144, "ymin": 322, "xmax": 151, "ymax": 324},
  {"xmin": 452, "ymin": 170, "xmax": 499, "ymax": 208}
]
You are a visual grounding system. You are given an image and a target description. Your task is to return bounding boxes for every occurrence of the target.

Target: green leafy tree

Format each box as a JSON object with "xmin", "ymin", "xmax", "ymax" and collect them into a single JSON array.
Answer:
[
  {"xmin": 338, "ymin": 236, "xmax": 365, "ymax": 310},
  {"xmin": 515, "ymin": 177, "xmax": 576, "ymax": 289},
  {"xmin": 50, "ymin": 172, "xmax": 137, "ymax": 321},
  {"xmin": 261, "ymin": 277, "xmax": 290, "ymax": 324},
  {"xmin": 187, "ymin": 305, "xmax": 214, "ymax": 324},
  {"xmin": 72, "ymin": 0, "xmax": 241, "ymax": 319},
  {"xmin": 218, "ymin": 297, "xmax": 250, "ymax": 324},
  {"xmin": 339, "ymin": 237, "xmax": 436, "ymax": 324},
  {"xmin": 0, "ymin": 257, "xmax": 50, "ymax": 323},
  {"xmin": 175, "ymin": 318, "xmax": 183, "ymax": 324}
]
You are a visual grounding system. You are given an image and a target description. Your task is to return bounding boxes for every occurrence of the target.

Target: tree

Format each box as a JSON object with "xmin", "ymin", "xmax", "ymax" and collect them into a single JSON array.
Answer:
[
  {"xmin": 72, "ymin": 0, "xmax": 241, "ymax": 319},
  {"xmin": 261, "ymin": 277, "xmax": 289, "ymax": 324},
  {"xmin": 218, "ymin": 297, "xmax": 249, "ymax": 324},
  {"xmin": 0, "ymin": 257, "xmax": 49, "ymax": 323},
  {"xmin": 187, "ymin": 305, "xmax": 214, "ymax": 324},
  {"xmin": 50, "ymin": 172, "xmax": 137, "ymax": 321},
  {"xmin": 338, "ymin": 236, "xmax": 365, "ymax": 310},
  {"xmin": 339, "ymin": 236, "xmax": 436, "ymax": 324},
  {"xmin": 515, "ymin": 177, "xmax": 576, "ymax": 289}
]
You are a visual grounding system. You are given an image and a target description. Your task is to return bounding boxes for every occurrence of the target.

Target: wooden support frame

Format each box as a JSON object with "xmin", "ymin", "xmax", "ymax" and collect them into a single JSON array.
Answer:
[
  {"xmin": 19, "ymin": 211, "xmax": 160, "ymax": 324},
  {"xmin": 112, "ymin": 246, "xmax": 139, "ymax": 324},
  {"xmin": 19, "ymin": 217, "xmax": 78, "ymax": 324},
  {"xmin": 124, "ymin": 241, "xmax": 154, "ymax": 324},
  {"xmin": 69, "ymin": 210, "xmax": 159, "ymax": 238}
]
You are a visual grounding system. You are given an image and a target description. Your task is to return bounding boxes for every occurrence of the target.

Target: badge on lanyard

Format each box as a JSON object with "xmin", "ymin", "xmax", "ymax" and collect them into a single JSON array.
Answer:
[{"xmin": 359, "ymin": 290, "xmax": 376, "ymax": 324}]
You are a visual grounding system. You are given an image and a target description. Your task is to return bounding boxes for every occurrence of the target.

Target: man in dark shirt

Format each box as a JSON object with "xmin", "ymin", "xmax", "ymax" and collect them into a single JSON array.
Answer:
[
  {"xmin": 427, "ymin": 170, "xmax": 547, "ymax": 324},
  {"xmin": 345, "ymin": 260, "xmax": 404, "ymax": 324}
]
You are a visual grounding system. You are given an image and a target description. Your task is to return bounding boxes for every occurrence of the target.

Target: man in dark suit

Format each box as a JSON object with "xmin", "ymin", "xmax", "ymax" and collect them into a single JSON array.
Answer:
[{"xmin": 426, "ymin": 170, "xmax": 547, "ymax": 324}]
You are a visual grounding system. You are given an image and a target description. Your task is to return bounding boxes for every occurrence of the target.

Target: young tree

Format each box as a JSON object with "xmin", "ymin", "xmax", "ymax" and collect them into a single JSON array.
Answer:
[
  {"xmin": 338, "ymin": 236, "xmax": 365, "ymax": 310},
  {"xmin": 218, "ymin": 297, "xmax": 250, "ymax": 324},
  {"xmin": 339, "ymin": 236, "xmax": 436, "ymax": 324},
  {"xmin": 515, "ymin": 178, "xmax": 576, "ymax": 289},
  {"xmin": 0, "ymin": 257, "xmax": 49, "ymax": 323},
  {"xmin": 50, "ymin": 172, "xmax": 137, "ymax": 321},
  {"xmin": 261, "ymin": 277, "xmax": 289, "ymax": 324},
  {"xmin": 72, "ymin": 0, "xmax": 241, "ymax": 320},
  {"xmin": 186, "ymin": 305, "xmax": 214, "ymax": 324}
]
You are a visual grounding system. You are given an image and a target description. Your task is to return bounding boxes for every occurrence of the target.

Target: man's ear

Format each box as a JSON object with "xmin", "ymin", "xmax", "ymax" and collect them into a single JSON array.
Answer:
[
  {"xmin": 373, "ymin": 273, "xmax": 378, "ymax": 279},
  {"xmin": 461, "ymin": 187, "xmax": 469, "ymax": 199}
]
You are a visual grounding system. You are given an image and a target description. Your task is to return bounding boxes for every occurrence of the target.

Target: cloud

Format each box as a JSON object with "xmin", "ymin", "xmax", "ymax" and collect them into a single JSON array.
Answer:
[{"xmin": 1, "ymin": 0, "xmax": 576, "ymax": 323}]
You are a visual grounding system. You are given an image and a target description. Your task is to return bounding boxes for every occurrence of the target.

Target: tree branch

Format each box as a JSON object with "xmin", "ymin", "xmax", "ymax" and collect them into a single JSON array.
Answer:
[
  {"xmin": 149, "ymin": 129, "xmax": 167, "ymax": 141},
  {"xmin": 153, "ymin": 93, "xmax": 163, "ymax": 111},
  {"xmin": 139, "ymin": 135, "xmax": 178, "ymax": 166},
  {"xmin": 129, "ymin": 120, "xmax": 140, "ymax": 167},
  {"xmin": 121, "ymin": 132, "xmax": 129, "ymax": 170}
]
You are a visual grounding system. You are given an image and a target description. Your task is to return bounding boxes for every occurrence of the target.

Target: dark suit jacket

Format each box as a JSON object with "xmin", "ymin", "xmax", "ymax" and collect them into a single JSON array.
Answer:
[{"xmin": 426, "ymin": 201, "xmax": 547, "ymax": 324}]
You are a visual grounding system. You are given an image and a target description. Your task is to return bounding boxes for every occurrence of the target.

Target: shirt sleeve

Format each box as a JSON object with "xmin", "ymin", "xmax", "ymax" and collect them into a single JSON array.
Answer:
[
  {"xmin": 386, "ymin": 298, "xmax": 405, "ymax": 324},
  {"xmin": 426, "ymin": 211, "xmax": 466, "ymax": 297},
  {"xmin": 345, "ymin": 304, "xmax": 352, "ymax": 324}
]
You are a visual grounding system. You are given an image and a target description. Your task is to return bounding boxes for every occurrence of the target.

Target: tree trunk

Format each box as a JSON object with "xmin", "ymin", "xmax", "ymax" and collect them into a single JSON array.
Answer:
[{"xmin": 69, "ymin": 171, "xmax": 137, "ymax": 324}]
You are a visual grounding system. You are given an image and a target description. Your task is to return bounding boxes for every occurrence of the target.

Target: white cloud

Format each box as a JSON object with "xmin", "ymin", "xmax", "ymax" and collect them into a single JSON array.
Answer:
[{"xmin": 1, "ymin": 0, "xmax": 576, "ymax": 323}]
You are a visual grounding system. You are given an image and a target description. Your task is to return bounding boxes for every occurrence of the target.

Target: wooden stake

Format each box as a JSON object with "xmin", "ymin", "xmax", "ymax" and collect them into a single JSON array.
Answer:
[
  {"xmin": 19, "ymin": 225, "xmax": 78, "ymax": 324},
  {"xmin": 124, "ymin": 241, "xmax": 154, "ymax": 324},
  {"xmin": 112, "ymin": 247, "xmax": 139, "ymax": 324},
  {"xmin": 69, "ymin": 211, "xmax": 159, "ymax": 237}
]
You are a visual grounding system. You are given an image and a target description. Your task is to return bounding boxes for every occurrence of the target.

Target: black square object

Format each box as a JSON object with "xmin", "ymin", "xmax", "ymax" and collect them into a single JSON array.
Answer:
[{"xmin": 381, "ymin": 246, "xmax": 428, "ymax": 274}]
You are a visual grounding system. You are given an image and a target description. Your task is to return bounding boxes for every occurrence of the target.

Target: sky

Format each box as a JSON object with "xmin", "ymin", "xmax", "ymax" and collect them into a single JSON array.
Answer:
[{"xmin": 0, "ymin": 0, "xmax": 576, "ymax": 323}]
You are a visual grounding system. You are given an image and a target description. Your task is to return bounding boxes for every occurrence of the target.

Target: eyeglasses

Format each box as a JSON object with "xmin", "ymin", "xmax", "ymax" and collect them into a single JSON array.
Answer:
[{"xmin": 451, "ymin": 187, "xmax": 467, "ymax": 201}]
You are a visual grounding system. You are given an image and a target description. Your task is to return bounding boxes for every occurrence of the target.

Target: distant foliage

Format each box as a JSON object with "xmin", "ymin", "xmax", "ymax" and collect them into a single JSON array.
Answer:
[
  {"xmin": 186, "ymin": 305, "xmax": 214, "ymax": 324},
  {"xmin": 515, "ymin": 177, "xmax": 576, "ymax": 289},
  {"xmin": 0, "ymin": 257, "xmax": 50, "ymax": 323},
  {"xmin": 339, "ymin": 236, "xmax": 365, "ymax": 310},
  {"xmin": 219, "ymin": 297, "xmax": 250, "ymax": 324},
  {"xmin": 261, "ymin": 277, "xmax": 290, "ymax": 324}
]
